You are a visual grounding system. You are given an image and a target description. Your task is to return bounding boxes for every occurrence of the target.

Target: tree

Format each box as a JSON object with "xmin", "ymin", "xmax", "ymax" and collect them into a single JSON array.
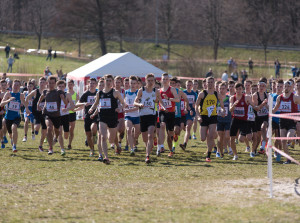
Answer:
[{"xmin": 284, "ymin": 0, "xmax": 300, "ymax": 45}]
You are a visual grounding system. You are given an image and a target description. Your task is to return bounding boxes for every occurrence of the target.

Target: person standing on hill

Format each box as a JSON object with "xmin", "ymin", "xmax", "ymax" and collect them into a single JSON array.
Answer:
[
  {"xmin": 7, "ymin": 56, "xmax": 14, "ymax": 73},
  {"xmin": 4, "ymin": 44, "xmax": 10, "ymax": 58},
  {"xmin": 248, "ymin": 58, "xmax": 254, "ymax": 74},
  {"xmin": 46, "ymin": 47, "xmax": 52, "ymax": 61},
  {"xmin": 274, "ymin": 58, "xmax": 281, "ymax": 78}
]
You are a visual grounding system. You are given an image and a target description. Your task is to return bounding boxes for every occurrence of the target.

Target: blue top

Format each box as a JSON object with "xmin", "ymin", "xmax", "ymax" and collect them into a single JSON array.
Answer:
[
  {"xmin": 217, "ymin": 95, "xmax": 231, "ymax": 122},
  {"xmin": 175, "ymin": 88, "xmax": 181, "ymax": 118},
  {"xmin": 271, "ymin": 93, "xmax": 279, "ymax": 124},
  {"xmin": 183, "ymin": 90, "xmax": 197, "ymax": 117},
  {"xmin": 5, "ymin": 92, "xmax": 21, "ymax": 120}
]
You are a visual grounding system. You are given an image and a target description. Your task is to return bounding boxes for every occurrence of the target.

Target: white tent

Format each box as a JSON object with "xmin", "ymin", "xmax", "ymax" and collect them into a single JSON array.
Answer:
[{"xmin": 67, "ymin": 52, "xmax": 165, "ymax": 81}]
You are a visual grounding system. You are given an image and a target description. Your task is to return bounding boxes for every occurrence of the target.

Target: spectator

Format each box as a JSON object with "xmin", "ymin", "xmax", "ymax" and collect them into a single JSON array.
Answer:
[
  {"xmin": 248, "ymin": 57, "xmax": 254, "ymax": 74},
  {"xmin": 231, "ymin": 71, "xmax": 239, "ymax": 81},
  {"xmin": 44, "ymin": 66, "xmax": 52, "ymax": 78},
  {"xmin": 274, "ymin": 58, "xmax": 281, "ymax": 78},
  {"xmin": 205, "ymin": 68, "xmax": 213, "ymax": 78},
  {"xmin": 2, "ymin": 73, "xmax": 7, "ymax": 80},
  {"xmin": 46, "ymin": 46, "xmax": 52, "ymax": 61},
  {"xmin": 7, "ymin": 55, "xmax": 14, "ymax": 73},
  {"xmin": 240, "ymin": 69, "xmax": 248, "ymax": 85},
  {"xmin": 13, "ymin": 51, "xmax": 19, "ymax": 59},
  {"xmin": 53, "ymin": 51, "xmax": 57, "ymax": 59},
  {"xmin": 227, "ymin": 57, "xmax": 234, "ymax": 73},
  {"xmin": 291, "ymin": 66, "xmax": 297, "ymax": 78},
  {"xmin": 222, "ymin": 70, "xmax": 228, "ymax": 81},
  {"xmin": 4, "ymin": 44, "xmax": 10, "ymax": 58}
]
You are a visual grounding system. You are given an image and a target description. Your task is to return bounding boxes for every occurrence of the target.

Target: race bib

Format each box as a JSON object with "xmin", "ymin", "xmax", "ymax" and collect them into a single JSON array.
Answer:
[
  {"xmin": 143, "ymin": 100, "xmax": 154, "ymax": 108},
  {"xmin": 60, "ymin": 103, "xmax": 69, "ymax": 116},
  {"xmin": 28, "ymin": 100, "xmax": 33, "ymax": 107},
  {"xmin": 180, "ymin": 101, "xmax": 185, "ymax": 110},
  {"xmin": 187, "ymin": 95, "xmax": 195, "ymax": 104},
  {"xmin": 234, "ymin": 107, "xmax": 245, "ymax": 117},
  {"xmin": 247, "ymin": 113, "xmax": 255, "ymax": 121},
  {"xmin": 39, "ymin": 102, "xmax": 45, "ymax": 109},
  {"xmin": 257, "ymin": 107, "xmax": 268, "ymax": 116},
  {"xmin": 46, "ymin": 102, "xmax": 58, "ymax": 112},
  {"xmin": 162, "ymin": 99, "xmax": 172, "ymax": 108},
  {"xmin": 87, "ymin": 96, "xmax": 96, "ymax": 105},
  {"xmin": 217, "ymin": 107, "xmax": 228, "ymax": 116},
  {"xmin": 99, "ymin": 98, "xmax": 111, "ymax": 109},
  {"xmin": 126, "ymin": 98, "xmax": 135, "ymax": 109},
  {"xmin": 8, "ymin": 101, "xmax": 20, "ymax": 112},
  {"xmin": 279, "ymin": 101, "xmax": 291, "ymax": 112},
  {"xmin": 207, "ymin": 105, "xmax": 215, "ymax": 117}
]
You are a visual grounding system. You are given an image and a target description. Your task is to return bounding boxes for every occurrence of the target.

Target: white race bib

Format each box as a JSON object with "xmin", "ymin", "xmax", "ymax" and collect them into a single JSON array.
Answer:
[
  {"xmin": 162, "ymin": 99, "xmax": 172, "ymax": 108},
  {"xmin": 257, "ymin": 107, "xmax": 268, "ymax": 116},
  {"xmin": 87, "ymin": 96, "xmax": 96, "ymax": 105},
  {"xmin": 99, "ymin": 98, "xmax": 111, "ymax": 109},
  {"xmin": 28, "ymin": 100, "xmax": 33, "ymax": 107},
  {"xmin": 143, "ymin": 100, "xmax": 154, "ymax": 108},
  {"xmin": 217, "ymin": 107, "xmax": 228, "ymax": 116},
  {"xmin": 234, "ymin": 107, "xmax": 245, "ymax": 117},
  {"xmin": 279, "ymin": 101, "xmax": 291, "ymax": 113},
  {"xmin": 39, "ymin": 102, "xmax": 45, "ymax": 109},
  {"xmin": 180, "ymin": 101, "xmax": 185, "ymax": 110},
  {"xmin": 8, "ymin": 101, "xmax": 20, "ymax": 112},
  {"xmin": 187, "ymin": 95, "xmax": 195, "ymax": 104},
  {"xmin": 207, "ymin": 105, "xmax": 215, "ymax": 117},
  {"xmin": 46, "ymin": 102, "xmax": 58, "ymax": 112}
]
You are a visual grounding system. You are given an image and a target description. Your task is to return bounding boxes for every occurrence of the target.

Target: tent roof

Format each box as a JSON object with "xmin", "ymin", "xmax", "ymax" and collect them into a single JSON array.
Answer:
[{"xmin": 67, "ymin": 52, "xmax": 165, "ymax": 80}]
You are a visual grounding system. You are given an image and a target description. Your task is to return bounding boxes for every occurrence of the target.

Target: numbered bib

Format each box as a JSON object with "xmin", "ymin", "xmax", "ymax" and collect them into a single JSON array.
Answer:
[
  {"xmin": 247, "ymin": 113, "xmax": 255, "ymax": 121},
  {"xmin": 46, "ymin": 102, "xmax": 58, "ymax": 112},
  {"xmin": 87, "ymin": 96, "xmax": 96, "ymax": 105},
  {"xmin": 99, "ymin": 98, "xmax": 112, "ymax": 109},
  {"xmin": 39, "ymin": 102, "xmax": 45, "ymax": 109},
  {"xmin": 143, "ymin": 100, "xmax": 154, "ymax": 109},
  {"xmin": 162, "ymin": 99, "xmax": 172, "ymax": 108},
  {"xmin": 187, "ymin": 95, "xmax": 195, "ymax": 104},
  {"xmin": 28, "ymin": 100, "xmax": 33, "ymax": 107},
  {"xmin": 257, "ymin": 107, "xmax": 268, "ymax": 116},
  {"xmin": 180, "ymin": 101, "xmax": 185, "ymax": 110},
  {"xmin": 279, "ymin": 101, "xmax": 291, "ymax": 113},
  {"xmin": 217, "ymin": 107, "xmax": 228, "ymax": 116},
  {"xmin": 234, "ymin": 107, "xmax": 245, "ymax": 117},
  {"xmin": 60, "ymin": 103, "xmax": 69, "ymax": 116},
  {"xmin": 207, "ymin": 105, "xmax": 215, "ymax": 117},
  {"xmin": 8, "ymin": 101, "xmax": 20, "ymax": 112}
]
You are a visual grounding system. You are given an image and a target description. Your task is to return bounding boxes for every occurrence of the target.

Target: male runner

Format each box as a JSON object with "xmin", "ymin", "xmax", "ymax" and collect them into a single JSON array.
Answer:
[
  {"xmin": 0, "ymin": 80, "xmax": 7, "ymax": 148},
  {"xmin": 192, "ymin": 80, "xmax": 200, "ymax": 139},
  {"xmin": 23, "ymin": 81, "xmax": 35, "ymax": 142}
]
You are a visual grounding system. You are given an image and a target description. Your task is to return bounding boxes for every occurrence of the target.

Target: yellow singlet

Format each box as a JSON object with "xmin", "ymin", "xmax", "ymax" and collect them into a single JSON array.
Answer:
[{"xmin": 200, "ymin": 90, "xmax": 218, "ymax": 117}]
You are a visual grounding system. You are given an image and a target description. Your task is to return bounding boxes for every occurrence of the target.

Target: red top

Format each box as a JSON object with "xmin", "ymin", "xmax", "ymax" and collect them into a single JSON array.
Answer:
[
  {"xmin": 159, "ymin": 86, "xmax": 175, "ymax": 112},
  {"xmin": 279, "ymin": 93, "xmax": 297, "ymax": 114},
  {"xmin": 232, "ymin": 94, "xmax": 248, "ymax": 120}
]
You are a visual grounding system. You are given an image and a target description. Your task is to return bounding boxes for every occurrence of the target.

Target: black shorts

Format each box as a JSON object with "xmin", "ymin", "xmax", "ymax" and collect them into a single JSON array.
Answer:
[
  {"xmin": 230, "ymin": 118, "xmax": 251, "ymax": 137},
  {"xmin": 159, "ymin": 111, "xmax": 175, "ymax": 132},
  {"xmin": 255, "ymin": 116, "xmax": 268, "ymax": 131},
  {"xmin": 69, "ymin": 112, "xmax": 76, "ymax": 122},
  {"xmin": 248, "ymin": 121, "xmax": 257, "ymax": 133},
  {"xmin": 60, "ymin": 115, "xmax": 69, "ymax": 132},
  {"xmin": 280, "ymin": 118, "xmax": 296, "ymax": 131},
  {"xmin": 200, "ymin": 115, "xmax": 217, "ymax": 127},
  {"xmin": 5, "ymin": 117, "xmax": 21, "ymax": 134},
  {"xmin": 84, "ymin": 116, "xmax": 99, "ymax": 132},
  {"xmin": 174, "ymin": 117, "xmax": 181, "ymax": 127},
  {"xmin": 99, "ymin": 114, "xmax": 118, "ymax": 129},
  {"xmin": 272, "ymin": 121, "xmax": 280, "ymax": 131},
  {"xmin": 181, "ymin": 115, "xmax": 186, "ymax": 126},
  {"xmin": 140, "ymin": 115, "xmax": 156, "ymax": 132},
  {"xmin": 217, "ymin": 121, "xmax": 231, "ymax": 131},
  {"xmin": 34, "ymin": 113, "xmax": 47, "ymax": 130},
  {"xmin": 45, "ymin": 115, "xmax": 61, "ymax": 129}
]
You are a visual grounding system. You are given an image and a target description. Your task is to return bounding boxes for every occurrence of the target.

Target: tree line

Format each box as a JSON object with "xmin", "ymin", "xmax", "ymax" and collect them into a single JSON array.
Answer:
[{"xmin": 0, "ymin": 0, "xmax": 299, "ymax": 62}]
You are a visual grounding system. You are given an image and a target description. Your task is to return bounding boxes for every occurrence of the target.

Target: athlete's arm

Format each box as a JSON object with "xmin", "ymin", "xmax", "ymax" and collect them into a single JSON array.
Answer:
[
  {"xmin": 65, "ymin": 93, "xmax": 75, "ymax": 111},
  {"xmin": 0, "ymin": 92, "xmax": 14, "ymax": 107},
  {"xmin": 114, "ymin": 90, "xmax": 127, "ymax": 109},
  {"xmin": 169, "ymin": 87, "xmax": 180, "ymax": 103},
  {"xmin": 90, "ymin": 108, "xmax": 99, "ymax": 119},
  {"xmin": 60, "ymin": 91, "xmax": 68, "ymax": 105},
  {"xmin": 134, "ymin": 88, "xmax": 143, "ymax": 108},
  {"xmin": 88, "ymin": 92, "xmax": 100, "ymax": 114},
  {"xmin": 272, "ymin": 95, "xmax": 281, "ymax": 113},
  {"xmin": 195, "ymin": 91, "xmax": 204, "ymax": 116},
  {"xmin": 293, "ymin": 95, "xmax": 300, "ymax": 105},
  {"xmin": 26, "ymin": 89, "xmax": 37, "ymax": 103},
  {"xmin": 229, "ymin": 95, "xmax": 239, "ymax": 113},
  {"xmin": 37, "ymin": 94, "xmax": 45, "ymax": 111},
  {"xmin": 20, "ymin": 93, "xmax": 30, "ymax": 114},
  {"xmin": 156, "ymin": 89, "xmax": 166, "ymax": 110}
]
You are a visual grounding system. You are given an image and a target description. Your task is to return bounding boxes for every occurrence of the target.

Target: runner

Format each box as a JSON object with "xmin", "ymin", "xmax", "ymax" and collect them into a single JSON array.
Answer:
[
  {"xmin": 272, "ymin": 80, "xmax": 300, "ymax": 164},
  {"xmin": 75, "ymin": 78, "xmax": 98, "ymax": 156},
  {"xmin": 192, "ymin": 80, "xmax": 200, "ymax": 140},
  {"xmin": 180, "ymin": 80, "xmax": 198, "ymax": 150},
  {"xmin": 26, "ymin": 77, "xmax": 47, "ymax": 151},
  {"xmin": 0, "ymin": 80, "xmax": 7, "ymax": 148},
  {"xmin": 243, "ymin": 80, "xmax": 254, "ymax": 154},
  {"xmin": 134, "ymin": 73, "xmax": 164, "ymax": 163},
  {"xmin": 67, "ymin": 79, "xmax": 79, "ymax": 150},
  {"xmin": 89, "ymin": 74, "xmax": 126, "ymax": 164},
  {"xmin": 195, "ymin": 77, "xmax": 224, "ymax": 162},
  {"xmin": 22, "ymin": 81, "xmax": 35, "ymax": 142},
  {"xmin": 0, "ymin": 79, "xmax": 27, "ymax": 152},
  {"xmin": 157, "ymin": 73, "xmax": 180, "ymax": 157}
]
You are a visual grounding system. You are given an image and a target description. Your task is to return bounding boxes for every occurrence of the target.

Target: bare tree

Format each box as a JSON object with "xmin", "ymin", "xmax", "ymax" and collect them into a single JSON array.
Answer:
[{"xmin": 284, "ymin": 0, "xmax": 300, "ymax": 45}]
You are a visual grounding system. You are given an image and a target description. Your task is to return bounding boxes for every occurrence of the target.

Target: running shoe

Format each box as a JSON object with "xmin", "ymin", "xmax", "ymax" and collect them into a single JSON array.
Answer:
[
  {"xmin": 250, "ymin": 152, "xmax": 255, "ymax": 158},
  {"xmin": 205, "ymin": 157, "xmax": 211, "ymax": 162},
  {"xmin": 103, "ymin": 158, "xmax": 111, "ymax": 164},
  {"xmin": 84, "ymin": 139, "xmax": 88, "ymax": 147},
  {"xmin": 48, "ymin": 149, "xmax": 53, "ymax": 155},
  {"xmin": 216, "ymin": 152, "xmax": 221, "ymax": 158},
  {"xmin": 98, "ymin": 155, "xmax": 103, "ymax": 162},
  {"xmin": 245, "ymin": 146, "xmax": 250, "ymax": 152},
  {"xmin": 61, "ymin": 149, "xmax": 66, "ymax": 156},
  {"xmin": 145, "ymin": 156, "xmax": 151, "ymax": 164},
  {"xmin": 283, "ymin": 160, "xmax": 291, "ymax": 164},
  {"xmin": 1, "ymin": 143, "xmax": 5, "ymax": 149},
  {"xmin": 276, "ymin": 153, "xmax": 281, "ymax": 162},
  {"xmin": 258, "ymin": 149, "xmax": 265, "ymax": 154},
  {"xmin": 115, "ymin": 147, "xmax": 121, "ymax": 155},
  {"xmin": 130, "ymin": 149, "xmax": 135, "ymax": 156},
  {"xmin": 232, "ymin": 155, "xmax": 238, "ymax": 160},
  {"xmin": 111, "ymin": 144, "xmax": 115, "ymax": 150},
  {"xmin": 156, "ymin": 149, "xmax": 161, "ymax": 157},
  {"xmin": 290, "ymin": 141, "xmax": 295, "ymax": 148},
  {"xmin": 273, "ymin": 151, "xmax": 277, "ymax": 158},
  {"xmin": 12, "ymin": 145, "xmax": 17, "ymax": 153},
  {"xmin": 220, "ymin": 154, "xmax": 224, "ymax": 159},
  {"xmin": 192, "ymin": 134, "xmax": 197, "ymax": 140},
  {"xmin": 179, "ymin": 143, "xmax": 186, "ymax": 151},
  {"xmin": 168, "ymin": 151, "xmax": 174, "ymax": 158},
  {"xmin": 160, "ymin": 147, "xmax": 165, "ymax": 153},
  {"xmin": 124, "ymin": 145, "xmax": 129, "ymax": 151},
  {"xmin": 67, "ymin": 145, "xmax": 72, "ymax": 150},
  {"xmin": 53, "ymin": 137, "xmax": 58, "ymax": 145},
  {"xmin": 38, "ymin": 146, "xmax": 44, "ymax": 152},
  {"xmin": 228, "ymin": 150, "xmax": 233, "ymax": 156},
  {"xmin": 212, "ymin": 147, "xmax": 217, "ymax": 153},
  {"xmin": 32, "ymin": 134, "xmax": 35, "ymax": 140},
  {"xmin": 3, "ymin": 136, "xmax": 8, "ymax": 144},
  {"xmin": 22, "ymin": 136, "xmax": 27, "ymax": 142},
  {"xmin": 133, "ymin": 146, "xmax": 138, "ymax": 152}
]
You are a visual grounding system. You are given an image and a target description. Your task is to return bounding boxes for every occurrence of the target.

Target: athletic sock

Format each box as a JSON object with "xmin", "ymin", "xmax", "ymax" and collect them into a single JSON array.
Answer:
[
  {"xmin": 207, "ymin": 152, "xmax": 211, "ymax": 158},
  {"xmin": 24, "ymin": 134, "xmax": 27, "ymax": 137}
]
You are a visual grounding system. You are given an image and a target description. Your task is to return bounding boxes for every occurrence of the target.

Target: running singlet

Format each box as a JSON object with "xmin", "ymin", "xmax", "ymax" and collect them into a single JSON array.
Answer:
[
  {"xmin": 256, "ymin": 92, "xmax": 268, "ymax": 117},
  {"xmin": 5, "ymin": 92, "xmax": 21, "ymax": 120},
  {"xmin": 32, "ymin": 89, "xmax": 45, "ymax": 116},
  {"xmin": 217, "ymin": 95, "xmax": 231, "ymax": 122},
  {"xmin": 159, "ymin": 87, "xmax": 175, "ymax": 112},
  {"xmin": 139, "ymin": 87, "xmax": 156, "ymax": 116},
  {"xmin": 200, "ymin": 90, "xmax": 218, "ymax": 117},
  {"xmin": 79, "ymin": 90, "xmax": 97, "ymax": 119},
  {"xmin": 232, "ymin": 94, "xmax": 248, "ymax": 120},
  {"xmin": 278, "ymin": 93, "xmax": 297, "ymax": 114},
  {"xmin": 60, "ymin": 95, "xmax": 69, "ymax": 116},
  {"xmin": 125, "ymin": 89, "xmax": 139, "ymax": 117},
  {"xmin": 43, "ymin": 89, "xmax": 64, "ymax": 117},
  {"xmin": 69, "ymin": 92, "xmax": 77, "ymax": 114},
  {"xmin": 98, "ymin": 88, "xmax": 118, "ymax": 116},
  {"xmin": 175, "ymin": 88, "xmax": 181, "ymax": 118}
]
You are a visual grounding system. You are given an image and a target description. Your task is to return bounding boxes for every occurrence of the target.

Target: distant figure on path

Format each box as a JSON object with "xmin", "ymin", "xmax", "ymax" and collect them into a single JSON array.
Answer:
[
  {"xmin": 7, "ymin": 56, "xmax": 14, "ymax": 73},
  {"xmin": 274, "ymin": 58, "xmax": 281, "ymax": 78},
  {"xmin": 4, "ymin": 44, "xmax": 10, "ymax": 58},
  {"xmin": 248, "ymin": 57, "xmax": 253, "ymax": 74},
  {"xmin": 46, "ymin": 47, "xmax": 52, "ymax": 61}
]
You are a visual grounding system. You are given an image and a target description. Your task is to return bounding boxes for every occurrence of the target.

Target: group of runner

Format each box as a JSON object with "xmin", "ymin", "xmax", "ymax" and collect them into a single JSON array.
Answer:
[{"xmin": 1, "ymin": 73, "xmax": 299, "ymax": 165}]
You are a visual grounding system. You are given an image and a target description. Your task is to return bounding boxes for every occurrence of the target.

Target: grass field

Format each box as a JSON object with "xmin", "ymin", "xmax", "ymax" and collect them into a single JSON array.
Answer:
[{"xmin": 1, "ymin": 120, "xmax": 300, "ymax": 222}]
